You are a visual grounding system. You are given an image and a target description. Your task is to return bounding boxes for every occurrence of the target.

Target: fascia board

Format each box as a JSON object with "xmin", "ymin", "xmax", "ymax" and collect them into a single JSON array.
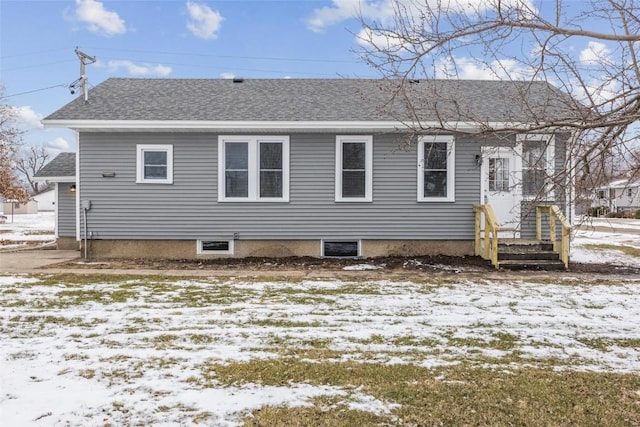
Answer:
[
  {"xmin": 41, "ymin": 119, "xmax": 536, "ymax": 132},
  {"xmin": 33, "ymin": 176, "xmax": 76, "ymax": 183}
]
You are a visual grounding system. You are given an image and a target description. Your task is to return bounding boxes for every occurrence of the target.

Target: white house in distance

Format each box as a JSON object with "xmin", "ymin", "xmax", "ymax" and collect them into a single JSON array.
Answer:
[
  {"xmin": 33, "ymin": 188, "xmax": 55, "ymax": 211},
  {"xmin": 595, "ymin": 178, "xmax": 640, "ymax": 214}
]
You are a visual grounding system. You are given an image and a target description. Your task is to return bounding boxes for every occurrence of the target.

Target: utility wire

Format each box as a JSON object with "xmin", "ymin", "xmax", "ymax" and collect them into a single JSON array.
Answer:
[
  {"xmin": 4, "ymin": 84, "xmax": 70, "ymax": 99},
  {"xmin": 84, "ymin": 46, "xmax": 360, "ymax": 64}
]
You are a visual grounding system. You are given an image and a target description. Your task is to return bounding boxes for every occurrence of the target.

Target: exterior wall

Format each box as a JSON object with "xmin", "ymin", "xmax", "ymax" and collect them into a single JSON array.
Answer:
[
  {"xmin": 85, "ymin": 239, "xmax": 474, "ymax": 259},
  {"xmin": 57, "ymin": 182, "xmax": 77, "ymax": 237},
  {"xmin": 77, "ymin": 132, "xmax": 483, "ymax": 246},
  {"xmin": 34, "ymin": 190, "xmax": 55, "ymax": 211},
  {"xmin": 611, "ymin": 186, "xmax": 640, "ymax": 211}
]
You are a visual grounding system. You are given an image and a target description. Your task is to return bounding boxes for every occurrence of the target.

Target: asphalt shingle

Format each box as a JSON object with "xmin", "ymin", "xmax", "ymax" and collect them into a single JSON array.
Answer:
[
  {"xmin": 44, "ymin": 78, "xmax": 579, "ymax": 124},
  {"xmin": 34, "ymin": 152, "xmax": 75, "ymax": 178}
]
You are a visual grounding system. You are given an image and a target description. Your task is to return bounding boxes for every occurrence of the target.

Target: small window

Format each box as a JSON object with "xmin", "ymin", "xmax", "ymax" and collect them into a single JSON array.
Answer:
[
  {"xmin": 335, "ymin": 136, "xmax": 373, "ymax": 202},
  {"xmin": 218, "ymin": 136, "xmax": 289, "ymax": 202},
  {"xmin": 628, "ymin": 188, "xmax": 633, "ymax": 198},
  {"xmin": 322, "ymin": 240, "xmax": 360, "ymax": 257},
  {"xmin": 137, "ymin": 145, "xmax": 173, "ymax": 184},
  {"xmin": 418, "ymin": 135, "xmax": 455, "ymax": 202},
  {"xmin": 489, "ymin": 158, "xmax": 510, "ymax": 192},
  {"xmin": 197, "ymin": 240, "xmax": 234, "ymax": 255}
]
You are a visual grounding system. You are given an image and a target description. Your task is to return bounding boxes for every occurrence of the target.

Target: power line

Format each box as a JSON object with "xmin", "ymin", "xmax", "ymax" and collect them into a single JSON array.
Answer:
[
  {"xmin": 4, "ymin": 84, "xmax": 70, "ymax": 99},
  {"xmin": 84, "ymin": 46, "xmax": 360, "ymax": 64}
]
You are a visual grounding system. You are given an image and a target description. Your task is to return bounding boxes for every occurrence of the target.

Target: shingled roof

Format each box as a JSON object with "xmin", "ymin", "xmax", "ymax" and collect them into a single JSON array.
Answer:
[
  {"xmin": 34, "ymin": 152, "xmax": 76, "ymax": 180},
  {"xmin": 43, "ymin": 78, "xmax": 578, "ymax": 125}
]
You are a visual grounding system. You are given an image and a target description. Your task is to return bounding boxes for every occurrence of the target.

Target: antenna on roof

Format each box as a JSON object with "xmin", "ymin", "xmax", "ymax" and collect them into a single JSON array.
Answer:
[{"xmin": 70, "ymin": 47, "xmax": 96, "ymax": 102}]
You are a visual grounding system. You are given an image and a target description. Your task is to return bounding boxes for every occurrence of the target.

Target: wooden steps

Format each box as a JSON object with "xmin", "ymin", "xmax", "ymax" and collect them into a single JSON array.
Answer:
[{"xmin": 497, "ymin": 239, "xmax": 566, "ymax": 270}]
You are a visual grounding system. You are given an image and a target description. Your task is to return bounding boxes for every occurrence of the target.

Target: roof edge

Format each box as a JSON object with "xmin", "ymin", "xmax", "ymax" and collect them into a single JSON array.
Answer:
[{"xmin": 41, "ymin": 119, "xmax": 539, "ymax": 132}]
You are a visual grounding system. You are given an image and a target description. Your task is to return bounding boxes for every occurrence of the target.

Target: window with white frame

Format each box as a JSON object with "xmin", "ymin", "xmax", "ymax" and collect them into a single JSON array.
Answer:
[
  {"xmin": 418, "ymin": 135, "xmax": 455, "ymax": 202},
  {"xmin": 518, "ymin": 134, "xmax": 553, "ymax": 198},
  {"xmin": 335, "ymin": 136, "xmax": 373, "ymax": 202},
  {"xmin": 136, "ymin": 144, "xmax": 173, "ymax": 184},
  {"xmin": 218, "ymin": 136, "xmax": 289, "ymax": 202}
]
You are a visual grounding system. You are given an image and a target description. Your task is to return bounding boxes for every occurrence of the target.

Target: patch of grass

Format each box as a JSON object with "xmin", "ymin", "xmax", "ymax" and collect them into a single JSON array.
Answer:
[
  {"xmin": 249, "ymin": 318, "xmax": 321, "ymax": 328},
  {"xmin": 578, "ymin": 337, "xmax": 640, "ymax": 351},
  {"xmin": 195, "ymin": 359, "xmax": 640, "ymax": 426},
  {"xmin": 583, "ymin": 243, "xmax": 640, "ymax": 258},
  {"xmin": 244, "ymin": 395, "xmax": 390, "ymax": 426}
]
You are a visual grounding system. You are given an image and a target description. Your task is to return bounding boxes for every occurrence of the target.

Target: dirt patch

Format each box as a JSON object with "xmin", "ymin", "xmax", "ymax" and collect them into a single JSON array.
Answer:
[{"xmin": 50, "ymin": 255, "xmax": 640, "ymax": 277}]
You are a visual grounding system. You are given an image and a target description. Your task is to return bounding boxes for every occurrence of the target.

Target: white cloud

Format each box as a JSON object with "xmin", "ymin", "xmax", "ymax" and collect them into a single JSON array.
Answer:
[
  {"xmin": 74, "ymin": 0, "xmax": 126, "ymax": 36},
  {"xmin": 308, "ymin": 0, "xmax": 537, "ymax": 33},
  {"xmin": 580, "ymin": 41, "xmax": 612, "ymax": 65},
  {"xmin": 435, "ymin": 56, "xmax": 535, "ymax": 80},
  {"xmin": 101, "ymin": 60, "xmax": 172, "ymax": 76},
  {"xmin": 186, "ymin": 1, "xmax": 223, "ymax": 40},
  {"xmin": 220, "ymin": 72, "xmax": 235, "ymax": 79},
  {"xmin": 44, "ymin": 137, "xmax": 72, "ymax": 154},
  {"xmin": 12, "ymin": 106, "xmax": 44, "ymax": 130}
]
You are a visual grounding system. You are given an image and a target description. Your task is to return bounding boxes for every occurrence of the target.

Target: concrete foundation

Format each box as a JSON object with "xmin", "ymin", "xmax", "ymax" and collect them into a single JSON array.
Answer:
[
  {"xmin": 57, "ymin": 237, "xmax": 80, "ymax": 250},
  {"xmin": 82, "ymin": 239, "xmax": 474, "ymax": 259}
]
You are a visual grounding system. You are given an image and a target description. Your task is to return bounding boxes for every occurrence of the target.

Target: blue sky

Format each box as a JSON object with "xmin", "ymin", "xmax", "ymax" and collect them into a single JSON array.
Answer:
[
  {"xmin": 0, "ymin": 0, "xmax": 618, "ymax": 155},
  {"xmin": 1, "ymin": 0, "xmax": 379, "ymax": 152}
]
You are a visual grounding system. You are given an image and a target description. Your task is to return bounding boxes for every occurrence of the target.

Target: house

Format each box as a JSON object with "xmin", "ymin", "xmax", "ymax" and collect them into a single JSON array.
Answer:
[
  {"xmin": 595, "ymin": 178, "xmax": 640, "ymax": 215},
  {"xmin": 33, "ymin": 187, "xmax": 56, "ymax": 211},
  {"xmin": 41, "ymin": 78, "xmax": 575, "ymax": 260},
  {"xmin": 33, "ymin": 152, "xmax": 77, "ymax": 249}
]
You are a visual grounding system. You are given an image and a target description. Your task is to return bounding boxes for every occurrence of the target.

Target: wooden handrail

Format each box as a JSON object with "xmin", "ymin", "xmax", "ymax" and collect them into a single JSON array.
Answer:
[
  {"xmin": 474, "ymin": 204, "xmax": 500, "ymax": 269},
  {"xmin": 536, "ymin": 205, "xmax": 571, "ymax": 269}
]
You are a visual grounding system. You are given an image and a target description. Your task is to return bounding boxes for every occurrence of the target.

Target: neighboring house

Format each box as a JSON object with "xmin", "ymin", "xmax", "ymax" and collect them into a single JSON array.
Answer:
[
  {"xmin": 33, "ymin": 187, "xmax": 55, "ymax": 211},
  {"xmin": 595, "ymin": 178, "xmax": 640, "ymax": 214},
  {"xmin": 41, "ymin": 78, "xmax": 575, "ymax": 259},
  {"xmin": 33, "ymin": 152, "xmax": 77, "ymax": 249}
]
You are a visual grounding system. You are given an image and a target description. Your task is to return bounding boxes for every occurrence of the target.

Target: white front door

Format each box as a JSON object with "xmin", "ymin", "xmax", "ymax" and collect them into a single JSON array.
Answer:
[{"xmin": 481, "ymin": 146, "xmax": 522, "ymax": 237}]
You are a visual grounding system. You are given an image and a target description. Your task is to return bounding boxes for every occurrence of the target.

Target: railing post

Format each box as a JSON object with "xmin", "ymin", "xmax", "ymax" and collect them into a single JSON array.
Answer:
[
  {"xmin": 484, "ymin": 216, "xmax": 491, "ymax": 260},
  {"xmin": 474, "ymin": 206, "xmax": 481, "ymax": 256},
  {"xmin": 549, "ymin": 210, "xmax": 557, "ymax": 250}
]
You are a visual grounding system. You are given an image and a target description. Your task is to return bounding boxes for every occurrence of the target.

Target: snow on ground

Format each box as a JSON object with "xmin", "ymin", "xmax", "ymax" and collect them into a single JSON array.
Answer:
[
  {"xmin": 1, "ymin": 275, "xmax": 639, "ymax": 425},
  {"xmin": 0, "ymin": 211, "xmax": 55, "ymax": 249},
  {"xmin": 572, "ymin": 217, "xmax": 640, "ymax": 267}
]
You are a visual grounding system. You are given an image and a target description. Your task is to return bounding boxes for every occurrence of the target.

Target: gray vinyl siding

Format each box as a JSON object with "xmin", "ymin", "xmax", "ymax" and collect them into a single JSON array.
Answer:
[
  {"xmin": 78, "ymin": 132, "xmax": 482, "ymax": 241},
  {"xmin": 57, "ymin": 182, "xmax": 76, "ymax": 237}
]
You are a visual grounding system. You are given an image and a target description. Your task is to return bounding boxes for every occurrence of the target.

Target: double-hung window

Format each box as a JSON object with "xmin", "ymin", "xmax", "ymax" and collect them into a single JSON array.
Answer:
[
  {"xmin": 418, "ymin": 135, "xmax": 455, "ymax": 202},
  {"xmin": 218, "ymin": 136, "xmax": 289, "ymax": 202},
  {"xmin": 335, "ymin": 136, "xmax": 373, "ymax": 202},
  {"xmin": 136, "ymin": 144, "xmax": 173, "ymax": 184}
]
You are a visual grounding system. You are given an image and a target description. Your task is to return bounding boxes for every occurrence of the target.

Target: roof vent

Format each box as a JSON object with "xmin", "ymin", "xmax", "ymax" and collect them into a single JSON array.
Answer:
[{"xmin": 232, "ymin": 77, "xmax": 245, "ymax": 83}]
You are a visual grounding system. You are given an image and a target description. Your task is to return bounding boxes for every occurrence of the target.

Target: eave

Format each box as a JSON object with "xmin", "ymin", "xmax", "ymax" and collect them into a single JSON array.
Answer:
[{"xmin": 41, "ymin": 119, "xmax": 539, "ymax": 133}]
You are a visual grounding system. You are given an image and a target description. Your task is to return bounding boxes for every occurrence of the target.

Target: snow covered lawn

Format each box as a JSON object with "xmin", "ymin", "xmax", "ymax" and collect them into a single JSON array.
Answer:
[
  {"xmin": 0, "ymin": 212, "xmax": 55, "ymax": 250},
  {"xmin": 1, "ymin": 274, "xmax": 639, "ymax": 425}
]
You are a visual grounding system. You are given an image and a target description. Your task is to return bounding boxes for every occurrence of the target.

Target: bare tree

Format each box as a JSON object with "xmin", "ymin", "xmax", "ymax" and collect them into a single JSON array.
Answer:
[
  {"xmin": 15, "ymin": 145, "xmax": 50, "ymax": 195},
  {"xmin": 358, "ymin": 0, "xmax": 640, "ymax": 207},
  {"xmin": 0, "ymin": 87, "xmax": 29, "ymax": 203}
]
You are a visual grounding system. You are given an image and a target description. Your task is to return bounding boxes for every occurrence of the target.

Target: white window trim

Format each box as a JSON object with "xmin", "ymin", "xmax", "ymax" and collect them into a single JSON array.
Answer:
[
  {"xmin": 321, "ymin": 239, "xmax": 362, "ymax": 258},
  {"xmin": 197, "ymin": 239, "xmax": 234, "ymax": 255},
  {"xmin": 136, "ymin": 144, "xmax": 173, "ymax": 184},
  {"xmin": 516, "ymin": 133, "xmax": 555, "ymax": 201},
  {"xmin": 218, "ymin": 136, "xmax": 290, "ymax": 202},
  {"xmin": 335, "ymin": 135, "xmax": 373, "ymax": 202},
  {"xmin": 417, "ymin": 135, "xmax": 455, "ymax": 202}
]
